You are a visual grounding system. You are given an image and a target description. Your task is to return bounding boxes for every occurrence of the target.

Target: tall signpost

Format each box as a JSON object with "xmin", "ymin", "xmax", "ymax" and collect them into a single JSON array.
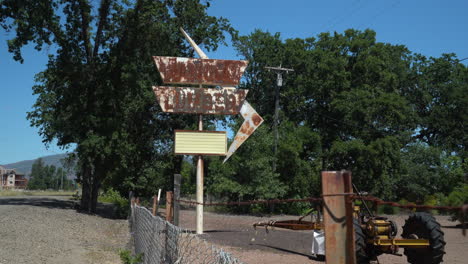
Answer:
[{"xmin": 152, "ymin": 28, "xmax": 264, "ymax": 234}]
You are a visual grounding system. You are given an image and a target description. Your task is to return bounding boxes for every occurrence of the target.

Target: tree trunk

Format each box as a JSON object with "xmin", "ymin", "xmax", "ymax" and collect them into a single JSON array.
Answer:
[
  {"xmin": 79, "ymin": 164, "xmax": 100, "ymax": 213},
  {"xmin": 90, "ymin": 172, "xmax": 101, "ymax": 213},
  {"xmin": 80, "ymin": 164, "xmax": 92, "ymax": 212}
]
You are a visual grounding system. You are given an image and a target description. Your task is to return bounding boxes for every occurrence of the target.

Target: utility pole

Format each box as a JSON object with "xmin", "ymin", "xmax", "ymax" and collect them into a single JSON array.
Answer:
[
  {"xmin": 265, "ymin": 65, "xmax": 294, "ymax": 171},
  {"xmin": 61, "ymin": 170, "xmax": 64, "ymax": 190}
]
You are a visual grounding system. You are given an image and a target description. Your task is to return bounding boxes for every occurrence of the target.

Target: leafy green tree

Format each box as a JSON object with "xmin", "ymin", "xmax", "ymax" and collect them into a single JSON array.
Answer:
[
  {"xmin": 206, "ymin": 125, "xmax": 287, "ymax": 211},
  {"xmin": 28, "ymin": 158, "xmax": 47, "ymax": 190},
  {"xmin": 230, "ymin": 28, "xmax": 466, "ymax": 205},
  {"xmin": 27, "ymin": 159, "xmax": 74, "ymax": 190},
  {"xmin": 1, "ymin": 0, "xmax": 234, "ymax": 212},
  {"xmin": 406, "ymin": 54, "xmax": 468, "ymax": 168},
  {"xmin": 232, "ymin": 29, "xmax": 417, "ymax": 200}
]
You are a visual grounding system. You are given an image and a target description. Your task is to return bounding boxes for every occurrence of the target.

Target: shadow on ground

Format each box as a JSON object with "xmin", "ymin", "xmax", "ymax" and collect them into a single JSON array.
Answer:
[
  {"xmin": 201, "ymin": 228, "xmax": 314, "ymax": 258},
  {"xmin": 0, "ymin": 196, "xmax": 117, "ymax": 219}
]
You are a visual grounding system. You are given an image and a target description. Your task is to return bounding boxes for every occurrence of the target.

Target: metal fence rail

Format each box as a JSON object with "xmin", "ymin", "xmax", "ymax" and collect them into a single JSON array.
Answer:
[{"xmin": 130, "ymin": 205, "xmax": 242, "ymax": 264}]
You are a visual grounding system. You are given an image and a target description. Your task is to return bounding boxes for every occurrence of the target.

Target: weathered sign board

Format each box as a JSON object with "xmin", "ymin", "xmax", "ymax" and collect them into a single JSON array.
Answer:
[
  {"xmin": 153, "ymin": 54, "xmax": 264, "ymax": 160},
  {"xmin": 153, "ymin": 86, "xmax": 248, "ymax": 115},
  {"xmin": 153, "ymin": 56, "xmax": 248, "ymax": 86},
  {"xmin": 224, "ymin": 101, "xmax": 263, "ymax": 162},
  {"xmin": 152, "ymin": 28, "xmax": 264, "ymax": 234},
  {"xmin": 174, "ymin": 130, "xmax": 227, "ymax": 156}
]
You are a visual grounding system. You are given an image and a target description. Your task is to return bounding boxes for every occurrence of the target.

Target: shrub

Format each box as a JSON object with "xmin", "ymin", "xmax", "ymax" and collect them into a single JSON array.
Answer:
[
  {"xmin": 442, "ymin": 184, "xmax": 468, "ymax": 222},
  {"xmin": 119, "ymin": 249, "xmax": 143, "ymax": 264},
  {"xmin": 99, "ymin": 188, "xmax": 130, "ymax": 218},
  {"xmin": 377, "ymin": 204, "xmax": 400, "ymax": 215}
]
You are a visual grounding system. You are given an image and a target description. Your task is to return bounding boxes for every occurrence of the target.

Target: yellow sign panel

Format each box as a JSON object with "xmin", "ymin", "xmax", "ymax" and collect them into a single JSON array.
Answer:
[{"xmin": 175, "ymin": 130, "xmax": 227, "ymax": 156}]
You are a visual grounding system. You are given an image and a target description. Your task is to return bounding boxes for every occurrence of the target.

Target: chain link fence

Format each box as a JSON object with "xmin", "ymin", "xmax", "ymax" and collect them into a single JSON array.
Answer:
[{"xmin": 130, "ymin": 205, "xmax": 243, "ymax": 264}]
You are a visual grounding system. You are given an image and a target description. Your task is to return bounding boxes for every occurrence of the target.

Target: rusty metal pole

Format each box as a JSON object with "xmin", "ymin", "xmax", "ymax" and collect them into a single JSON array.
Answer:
[
  {"xmin": 196, "ymin": 97, "xmax": 204, "ymax": 234},
  {"xmin": 321, "ymin": 171, "xmax": 356, "ymax": 264},
  {"xmin": 174, "ymin": 174, "xmax": 181, "ymax": 226},
  {"xmin": 166, "ymin": 191, "xmax": 173, "ymax": 223}
]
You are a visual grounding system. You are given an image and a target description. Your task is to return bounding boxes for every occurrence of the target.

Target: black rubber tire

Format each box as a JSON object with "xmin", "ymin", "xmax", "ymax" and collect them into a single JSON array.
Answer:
[
  {"xmin": 402, "ymin": 212, "xmax": 446, "ymax": 264},
  {"xmin": 354, "ymin": 218, "xmax": 370, "ymax": 264}
]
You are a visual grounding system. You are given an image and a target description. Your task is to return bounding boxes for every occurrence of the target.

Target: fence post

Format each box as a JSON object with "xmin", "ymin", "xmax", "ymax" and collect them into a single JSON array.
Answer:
[
  {"xmin": 174, "ymin": 174, "xmax": 181, "ymax": 226},
  {"xmin": 322, "ymin": 170, "xmax": 356, "ymax": 264},
  {"xmin": 152, "ymin": 189, "xmax": 162, "ymax": 216},
  {"xmin": 166, "ymin": 191, "xmax": 173, "ymax": 223}
]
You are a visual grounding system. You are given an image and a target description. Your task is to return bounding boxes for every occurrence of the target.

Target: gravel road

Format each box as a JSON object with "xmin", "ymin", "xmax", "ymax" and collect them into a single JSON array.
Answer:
[
  {"xmin": 178, "ymin": 209, "xmax": 468, "ymax": 264},
  {"xmin": 0, "ymin": 196, "xmax": 129, "ymax": 264},
  {"xmin": 1, "ymin": 196, "xmax": 465, "ymax": 264}
]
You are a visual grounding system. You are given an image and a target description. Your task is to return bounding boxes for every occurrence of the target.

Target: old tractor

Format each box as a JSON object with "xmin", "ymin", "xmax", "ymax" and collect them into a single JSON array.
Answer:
[{"xmin": 253, "ymin": 189, "xmax": 446, "ymax": 264}]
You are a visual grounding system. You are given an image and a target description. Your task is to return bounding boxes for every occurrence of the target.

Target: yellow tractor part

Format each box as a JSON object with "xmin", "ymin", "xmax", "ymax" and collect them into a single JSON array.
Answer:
[{"xmin": 371, "ymin": 237, "xmax": 429, "ymax": 247}]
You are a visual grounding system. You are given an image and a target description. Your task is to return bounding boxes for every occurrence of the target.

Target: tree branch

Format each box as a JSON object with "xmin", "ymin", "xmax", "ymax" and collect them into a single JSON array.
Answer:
[
  {"xmin": 77, "ymin": 0, "xmax": 93, "ymax": 63},
  {"xmin": 93, "ymin": 0, "xmax": 112, "ymax": 58}
]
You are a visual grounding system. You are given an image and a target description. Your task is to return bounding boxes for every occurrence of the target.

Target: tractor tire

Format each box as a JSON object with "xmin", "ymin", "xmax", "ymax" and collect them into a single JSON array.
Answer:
[
  {"xmin": 354, "ymin": 218, "xmax": 370, "ymax": 264},
  {"xmin": 402, "ymin": 212, "xmax": 446, "ymax": 264}
]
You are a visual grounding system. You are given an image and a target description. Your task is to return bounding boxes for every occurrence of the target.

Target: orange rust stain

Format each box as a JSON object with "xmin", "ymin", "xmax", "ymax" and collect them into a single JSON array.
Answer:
[
  {"xmin": 239, "ymin": 121, "xmax": 250, "ymax": 134},
  {"xmin": 252, "ymin": 114, "xmax": 262, "ymax": 126}
]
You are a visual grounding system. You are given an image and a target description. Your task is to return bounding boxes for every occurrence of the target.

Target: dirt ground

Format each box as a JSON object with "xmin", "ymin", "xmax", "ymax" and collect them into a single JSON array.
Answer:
[
  {"xmin": 0, "ymin": 196, "xmax": 465, "ymax": 264},
  {"xmin": 0, "ymin": 196, "xmax": 129, "ymax": 264},
  {"xmin": 177, "ymin": 208, "xmax": 468, "ymax": 264}
]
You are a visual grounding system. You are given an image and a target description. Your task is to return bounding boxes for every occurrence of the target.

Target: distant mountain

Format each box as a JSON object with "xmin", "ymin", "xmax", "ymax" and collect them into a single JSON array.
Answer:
[{"xmin": 2, "ymin": 153, "xmax": 76, "ymax": 179}]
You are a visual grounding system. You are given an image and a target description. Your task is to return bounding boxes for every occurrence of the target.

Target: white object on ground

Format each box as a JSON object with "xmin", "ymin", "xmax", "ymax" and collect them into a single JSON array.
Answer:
[{"xmin": 311, "ymin": 230, "xmax": 325, "ymax": 255}]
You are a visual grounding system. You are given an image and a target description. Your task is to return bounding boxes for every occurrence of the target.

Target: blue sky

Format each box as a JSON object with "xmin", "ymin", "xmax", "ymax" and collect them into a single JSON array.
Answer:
[{"xmin": 0, "ymin": 0, "xmax": 467, "ymax": 164}]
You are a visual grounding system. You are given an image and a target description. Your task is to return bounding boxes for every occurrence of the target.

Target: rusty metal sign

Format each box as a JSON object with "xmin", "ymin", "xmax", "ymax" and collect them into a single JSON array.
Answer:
[
  {"xmin": 153, "ymin": 56, "xmax": 248, "ymax": 86},
  {"xmin": 322, "ymin": 171, "xmax": 356, "ymax": 264},
  {"xmin": 224, "ymin": 101, "xmax": 263, "ymax": 162},
  {"xmin": 153, "ymin": 86, "xmax": 248, "ymax": 115},
  {"xmin": 152, "ymin": 27, "xmax": 264, "ymax": 163}
]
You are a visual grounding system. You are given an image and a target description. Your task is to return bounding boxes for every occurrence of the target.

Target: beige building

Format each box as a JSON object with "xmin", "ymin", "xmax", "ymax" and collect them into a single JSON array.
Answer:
[{"xmin": 0, "ymin": 166, "xmax": 28, "ymax": 189}]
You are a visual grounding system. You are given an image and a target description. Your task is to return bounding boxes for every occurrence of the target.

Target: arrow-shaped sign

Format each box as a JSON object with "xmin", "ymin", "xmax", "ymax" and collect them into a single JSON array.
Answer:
[
  {"xmin": 151, "ymin": 28, "xmax": 265, "ymax": 235},
  {"xmin": 178, "ymin": 28, "xmax": 264, "ymax": 163},
  {"xmin": 224, "ymin": 101, "xmax": 263, "ymax": 162},
  {"xmin": 152, "ymin": 28, "xmax": 264, "ymax": 162}
]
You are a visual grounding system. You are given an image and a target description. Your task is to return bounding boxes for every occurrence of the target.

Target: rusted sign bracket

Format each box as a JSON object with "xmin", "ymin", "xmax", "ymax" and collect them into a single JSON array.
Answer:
[{"xmin": 322, "ymin": 171, "xmax": 356, "ymax": 264}]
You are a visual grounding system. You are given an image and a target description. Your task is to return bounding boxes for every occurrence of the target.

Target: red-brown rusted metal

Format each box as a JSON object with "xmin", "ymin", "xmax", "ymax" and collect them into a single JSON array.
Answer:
[
  {"xmin": 322, "ymin": 171, "xmax": 356, "ymax": 264},
  {"xmin": 153, "ymin": 86, "xmax": 248, "ymax": 115},
  {"xmin": 153, "ymin": 56, "xmax": 248, "ymax": 86},
  {"xmin": 223, "ymin": 101, "xmax": 264, "ymax": 162},
  {"xmin": 176, "ymin": 197, "xmax": 323, "ymax": 206},
  {"xmin": 253, "ymin": 220, "xmax": 322, "ymax": 231}
]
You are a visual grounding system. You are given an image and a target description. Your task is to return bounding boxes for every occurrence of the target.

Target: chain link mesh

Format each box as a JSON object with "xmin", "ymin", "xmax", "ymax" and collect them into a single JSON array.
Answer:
[{"xmin": 130, "ymin": 205, "xmax": 243, "ymax": 264}]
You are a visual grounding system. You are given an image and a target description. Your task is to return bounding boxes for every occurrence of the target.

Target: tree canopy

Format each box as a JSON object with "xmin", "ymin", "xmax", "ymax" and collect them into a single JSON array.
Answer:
[
  {"xmin": 28, "ymin": 158, "xmax": 75, "ymax": 190},
  {"xmin": 1, "ymin": 0, "xmax": 235, "ymax": 212},
  {"xmin": 1, "ymin": 2, "xmax": 466, "ymax": 214}
]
